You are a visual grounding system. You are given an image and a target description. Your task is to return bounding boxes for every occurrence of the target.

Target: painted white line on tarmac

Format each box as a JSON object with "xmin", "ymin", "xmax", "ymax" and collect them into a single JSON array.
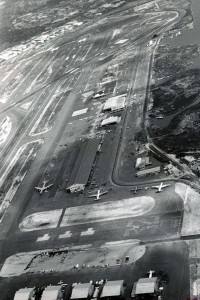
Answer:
[
  {"xmin": 37, "ymin": 233, "xmax": 50, "ymax": 242},
  {"xmin": 58, "ymin": 231, "xmax": 72, "ymax": 239},
  {"xmin": 81, "ymin": 228, "xmax": 94, "ymax": 236}
]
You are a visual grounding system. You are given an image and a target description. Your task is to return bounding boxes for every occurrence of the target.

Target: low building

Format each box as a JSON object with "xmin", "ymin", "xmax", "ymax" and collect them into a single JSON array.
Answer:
[
  {"xmin": 67, "ymin": 138, "xmax": 100, "ymax": 193},
  {"xmin": 136, "ymin": 166, "xmax": 160, "ymax": 177},
  {"xmin": 41, "ymin": 285, "xmax": 63, "ymax": 300},
  {"xmin": 71, "ymin": 283, "xmax": 94, "ymax": 299},
  {"xmin": 135, "ymin": 157, "xmax": 151, "ymax": 170},
  {"xmin": 14, "ymin": 288, "xmax": 35, "ymax": 300},
  {"xmin": 132, "ymin": 277, "xmax": 159, "ymax": 297},
  {"xmin": 103, "ymin": 95, "xmax": 126, "ymax": 112},
  {"xmin": 100, "ymin": 280, "xmax": 126, "ymax": 298},
  {"xmin": 101, "ymin": 116, "xmax": 121, "ymax": 126}
]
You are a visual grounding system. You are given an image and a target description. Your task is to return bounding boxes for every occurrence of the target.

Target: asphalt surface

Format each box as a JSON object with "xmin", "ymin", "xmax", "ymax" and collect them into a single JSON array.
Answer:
[{"xmin": 0, "ymin": 3, "xmax": 191, "ymax": 300}]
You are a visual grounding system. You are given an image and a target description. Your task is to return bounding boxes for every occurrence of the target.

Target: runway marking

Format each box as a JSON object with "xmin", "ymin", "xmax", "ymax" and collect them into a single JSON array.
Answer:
[
  {"xmin": 58, "ymin": 231, "xmax": 72, "ymax": 239},
  {"xmin": 80, "ymin": 228, "xmax": 95, "ymax": 236},
  {"xmin": 37, "ymin": 233, "xmax": 50, "ymax": 242},
  {"xmin": 9, "ymin": 58, "xmax": 43, "ymax": 100},
  {"xmin": 0, "ymin": 140, "xmax": 43, "ymax": 187},
  {"xmin": 81, "ymin": 44, "xmax": 93, "ymax": 61},
  {"xmin": 115, "ymin": 39, "xmax": 128, "ymax": 44},
  {"xmin": 23, "ymin": 53, "xmax": 57, "ymax": 95},
  {"xmin": 29, "ymin": 80, "xmax": 67, "ymax": 136}
]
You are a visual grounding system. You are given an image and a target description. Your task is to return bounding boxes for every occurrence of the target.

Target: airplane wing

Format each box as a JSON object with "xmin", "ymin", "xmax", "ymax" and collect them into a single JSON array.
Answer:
[
  {"xmin": 162, "ymin": 184, "xmax": 170, "ymax": 188},
  {"xmin": 151, "ymin": 185, "xmax": 159, "ymax": 189},
  {"xmin": 89, "ymin": 194, "xmax": 96, "ymax": 198},
  {"xmin": 45, "ymin": 184, "xmax": 53, "ymax": 189},
  {"xmin": 100, "ymin": 191, "xmax": 108, "ymax": 195},
  {"xmin": 35, "ymin": 187, "xmax": 42, "ymax": 192}
]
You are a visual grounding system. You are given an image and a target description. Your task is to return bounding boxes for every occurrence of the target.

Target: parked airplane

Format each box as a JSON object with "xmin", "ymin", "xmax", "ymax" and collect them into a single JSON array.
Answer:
[
  {"xmin": 130, "ymin": 186, "xmax": 142, "ymax": 194},
  {"xmin": 89, "ymin": 189, "xmax": 108, "ymax": 200},
  {"xmin": 151, "ymin": 182, "xmax": 170, "ymax": 193},
  {"xmin": 35, "ymin": 180, "xmax": 53, "ymax": 195},
  {"xmin": 144, "ymin": 186, "xmax": 150, "ymax": 190},
  {"xmin": 147, "ymin": 270, "xmax": 155, "ymax": 278}
]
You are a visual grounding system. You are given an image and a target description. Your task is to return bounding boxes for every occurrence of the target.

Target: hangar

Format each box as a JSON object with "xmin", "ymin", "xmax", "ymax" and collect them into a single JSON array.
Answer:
[
  {"xmin": 67, "ymin": 138, "xmax": 100, "ymax": 193},
  {"xmin": 14, "ymin": 288, "xmax": 35, "ymax": 300},
  {"xmin": 101, "ymin": 116, "xmax": 121, "ymax": 126},
  {"xmin": 136, "ymin": 166, "xmax": 160, "ymax": 177},
  {"xmin": 100, "ymin": 280, "xmax": 126, "ymax": 298},
  {"xmin": 41, "ymin": 285, "xmax": 63, "ymax": 300},
  {"xmin": 103, "ymin": 95, "xmax": 126, "ymax": 112},
  {"xmin": 71, "ymin": 283, "xmax": 94, "ymax": 299},
  {"xmin": 131, "ymin": 277, "xmax": 159, "ymax": 297}
]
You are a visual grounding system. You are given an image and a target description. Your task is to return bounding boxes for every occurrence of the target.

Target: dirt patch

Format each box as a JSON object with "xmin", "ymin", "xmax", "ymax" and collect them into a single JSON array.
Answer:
[{"xmin": 149, "ymin": 41, "xmax": 200, "ymax": 176}]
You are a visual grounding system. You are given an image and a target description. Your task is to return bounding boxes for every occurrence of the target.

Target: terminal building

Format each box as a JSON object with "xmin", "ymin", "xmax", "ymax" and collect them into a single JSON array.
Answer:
[{"xmin": 67, "ymin": 138, "xmax": 100, "ymax": 193}]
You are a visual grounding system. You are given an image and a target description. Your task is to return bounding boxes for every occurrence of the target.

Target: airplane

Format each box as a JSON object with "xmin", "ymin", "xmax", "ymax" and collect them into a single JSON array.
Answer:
[
  {"xmin": 89, "ymin": 189, "xmax": 108, "ymax": 200},
  {"xmin": 147, "ymin": 270, "xmax": 155, "ymax": 278},
  {"xmin": 130, "ymin": 187, "xmax": 142, "ymax": 194},
  {"xmin": 151, "ymin": 182, "xmax": 170, "ymax": 193},
  {"xmin": 35, "ymin": 180, "xmax": 53, "ymax": 195},
  {"xmin": 144, "ymin": 186, "xmax": 150, "ymax": 190}
]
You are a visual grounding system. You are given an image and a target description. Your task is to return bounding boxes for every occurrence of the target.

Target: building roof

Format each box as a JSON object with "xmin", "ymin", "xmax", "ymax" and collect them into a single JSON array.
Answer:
[
  {"xmin": 72, "ymin": 108, "xmax": 88, "ymax": 117},
  {"xmin": 14, "ymin": 288, "xmax": 34, "ymax": 300},
  {"xmin": 41, "ymin": 286, "xmax": 61, "ymax": 300},
  {"xmin": 100, "ymin": 280, "xmax": 124, "ymax": 298},
  {"xmin": 136, "ymin": 277, "xmax": 158, "ymax": 295},
  {"xmin": 103, "ymin": 95, "xmax": 126, "ymax": 111},
  {"xmin": 71, "ymin": 283, "xmax": 94, "ymax": 299},
  {"xmin": 67, "ymin": 138, "xmax": 100, "ymax": 190},
  {"xmin": 101, "ymin": 116, "xmax": 121, "ymax": 126},
  {"xmin": 135, "ymin": 157, "xmax": 151, "ymax": 170},
  {"xmin": 136, "ymin": 166, "xmax": 160, "ymax": 177}
]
